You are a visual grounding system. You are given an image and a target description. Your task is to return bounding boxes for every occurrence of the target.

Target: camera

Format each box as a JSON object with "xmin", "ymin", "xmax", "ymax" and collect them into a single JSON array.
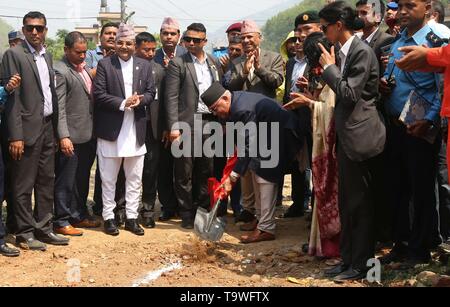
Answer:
[{"xmin": 386, "ymin": 76, "xmax": 396, "ymax": 89}]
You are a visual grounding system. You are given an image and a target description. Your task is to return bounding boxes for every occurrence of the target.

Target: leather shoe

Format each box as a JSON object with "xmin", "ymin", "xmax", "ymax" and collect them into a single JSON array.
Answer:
[
  {"xmin": 37, "ymin": 232, "xmax": 70, "ymax": 246},
  {"xmin": 239, "ymin": 219, "xmax": 258, "ymax": 231},
  {"xmin": 0, "ymin": 244, "xmax": 20, "ymax": 257},
  {"xmin": 324, "ymin": 263, "xmax": 350, "ymax": 277},
  {"xmin": 104, "ymin": 219, "xmax": 120, "ymax": 236},
  {"xmin": 181, "ymin": 219, "xmax": 194, "ymax": 229},
  {"xmin": 334, "ymin": 267, "xmax": 367, "ymax": 281},
  {"xmin": 125, "ymin": 219, "xmax": 145, "ymax": 236},
  {"xmin": 240, "ymin": 230, "xmax": 275, "ymax": 244},
  {"xmin": 141, "ymin": 217, "xmax": 156, "ymax": 229},
  {"xmin": 54, "ymin": 225, "xmax": 83, "ymax": 237},
  {"xmin": 72, "ymin": 219, "xmax": 101, "ymax": 229},
  {"xmin": 16, "ymin": 237, "xmax": 47, "ymax": 251},
  {"xmin": 281, "ymin": 207, "xmax": 304, "ymax": 218},
  {"xmin": 159, "ymin": 211, "xmax": 176, "ymax": 222}
]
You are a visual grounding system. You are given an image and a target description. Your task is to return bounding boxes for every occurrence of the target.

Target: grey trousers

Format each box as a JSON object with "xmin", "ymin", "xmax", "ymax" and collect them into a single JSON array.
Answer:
[{"xmin": 251, "ymin": 171, "xmax": 278, "ymax": 234}]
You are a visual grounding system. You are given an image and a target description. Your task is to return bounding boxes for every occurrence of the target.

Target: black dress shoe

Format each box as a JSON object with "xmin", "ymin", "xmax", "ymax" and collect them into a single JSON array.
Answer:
[
  {"xmin": 142, "ymin": 217, "xmax": 156, "ymax": 229},
  {"xmin": 104, "ymin": 219, "xmax": 120, "ymax": 236},
  {"xmin": 282, "ymin": 207, "xmax": 304, "ymax": 218},
  {"xmin": 37, "ymin": 232, "xmax": 70, "ymax": 246},
  {"xmin": 334, "ymin": 267, "xmax": 367, "ymax": 281},
  {"xmin": 324, "ymin": 263, "xmax": 350, "ymax": 277},
  {"xmin": 16, "ymin": 237, "xmax": 47, "ymax": 251},
  {"xmin": 181, "ymin": 219, "xmax": 194, "ymax": 229},
  {"xmin": 0, "ymin": 244, "xmax": 20, "ymax": 257},
  {"xmin": 159, "ymin": 211, "xmax": 176, "ymax": 222},
  {"xmin": 125, "ymin": 219, "xmax": 145, "ymax": 236}
]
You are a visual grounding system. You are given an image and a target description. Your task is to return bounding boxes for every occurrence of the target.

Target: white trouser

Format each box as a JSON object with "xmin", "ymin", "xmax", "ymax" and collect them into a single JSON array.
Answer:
[{"xmin": 98, "ymin": 154, "xmax": 145, "ymax": 221}]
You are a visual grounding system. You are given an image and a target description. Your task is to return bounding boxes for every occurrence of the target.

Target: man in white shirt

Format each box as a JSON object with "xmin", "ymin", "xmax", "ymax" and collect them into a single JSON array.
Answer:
[{"xmin": 93, "ymin": 23, "xmax": 156, "ymax": 236}]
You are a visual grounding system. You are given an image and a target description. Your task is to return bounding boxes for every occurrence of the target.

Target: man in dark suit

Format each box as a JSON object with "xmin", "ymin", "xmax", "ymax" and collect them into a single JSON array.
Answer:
[
  {"xmin": 53, "ymin": 32, "xmax": 101, "ymax": 237},
  {"xmin": 135, "ymin": 31, "xmax": 163, "ymax": 228},
  {"xmin": 356, "ymin": 0, "xmax": 395, "ymax": 75},
  {"xmin": 1, "ymin": 11, "xmax": 70, "ymax": 250},
  {"xmin": 201, "ymin": 82, "xmax": 306, "ymax": 243},
  {"xmin": 153, "ymin": 17, "xmax": 187, "ymax": 222},
  {"xmin": 356, "ymin": 0, "xmax": 395, "ymax": 247},
  {"xmin": 93, "ymin": 23, "xmax": 155, "ymax": 236},
  {"xmin": 228, "ymin": 19, "xmax": 285, "ymax": 230},
  {"xmin": 165, "ymin": 23, "xmax": 222, "ymax": 229},
  {"xmin": 281, "ymin": 11, "xmax": 322, "ymax": 219}
]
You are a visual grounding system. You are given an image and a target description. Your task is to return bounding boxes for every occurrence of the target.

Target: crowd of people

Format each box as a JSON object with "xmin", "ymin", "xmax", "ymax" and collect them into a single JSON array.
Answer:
[{"xmin": 0, "ymin": 0, "xmax": 450, "ymax": 282}]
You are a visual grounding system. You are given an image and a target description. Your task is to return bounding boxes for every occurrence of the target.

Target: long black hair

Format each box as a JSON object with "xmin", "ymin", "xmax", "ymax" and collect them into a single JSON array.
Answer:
[
  {"xmin": 304, "ymin": 32, "xmax": 332, "ymax": 68},
  {"xmin": 319, "ymin": 1, "xmax": 365, "ymax": 31}
]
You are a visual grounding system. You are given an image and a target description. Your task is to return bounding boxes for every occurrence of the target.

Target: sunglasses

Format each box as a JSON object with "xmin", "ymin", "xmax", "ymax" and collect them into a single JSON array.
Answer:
[
  {"xmin": 183, "ymin": 37, "xmax": 205, "ymax": 44},
  {"xmin": 321, "ymin": 23, "xmax": 334, "ymax": 33},
  {"xmin": 288, "ymin": 37, "xmax": 301, "ymax": 44},
  {"xmin": 24, "ymin": 25, "xmax": 46, "ymax": 33}
]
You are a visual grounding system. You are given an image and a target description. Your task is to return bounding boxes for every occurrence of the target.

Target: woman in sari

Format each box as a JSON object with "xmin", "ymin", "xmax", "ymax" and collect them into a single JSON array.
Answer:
[{"xmin": 284, "ymin": 32, "xmax": 340, "ymax": 259}]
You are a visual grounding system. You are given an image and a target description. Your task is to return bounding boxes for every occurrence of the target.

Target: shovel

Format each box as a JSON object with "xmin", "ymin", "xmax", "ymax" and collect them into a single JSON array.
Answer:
[{"xmin": 194, "ymin": 198, "xmax": 226, "ymax": 242}]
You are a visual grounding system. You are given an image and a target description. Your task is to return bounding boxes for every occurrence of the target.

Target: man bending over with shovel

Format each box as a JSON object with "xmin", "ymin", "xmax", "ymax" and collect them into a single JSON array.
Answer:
[{"xmin": 200, "ymin": 82, "xmax": 307, "ymax": 243}]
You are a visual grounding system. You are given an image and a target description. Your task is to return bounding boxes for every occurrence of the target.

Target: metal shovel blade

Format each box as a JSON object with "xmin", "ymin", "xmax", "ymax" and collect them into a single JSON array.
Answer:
[{"xmin": 194, "ymin": 202, "xmax": 226, "ymax": 242}]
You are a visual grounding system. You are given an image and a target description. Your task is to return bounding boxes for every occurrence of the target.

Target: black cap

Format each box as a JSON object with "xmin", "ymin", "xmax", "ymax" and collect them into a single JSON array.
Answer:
[
  {"xmin": 295, "ymin": 11, "xmax": 320, "ymax": 28},
  {"xmin": 201, "ymin": 82, "xmax": 227, "ymax": 107}
]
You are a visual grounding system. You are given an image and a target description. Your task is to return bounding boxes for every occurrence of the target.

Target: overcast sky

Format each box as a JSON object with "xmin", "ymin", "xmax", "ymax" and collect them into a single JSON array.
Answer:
[{"xmin": 0, "ymin": 0, "xmax": 295, "ymax": 39}]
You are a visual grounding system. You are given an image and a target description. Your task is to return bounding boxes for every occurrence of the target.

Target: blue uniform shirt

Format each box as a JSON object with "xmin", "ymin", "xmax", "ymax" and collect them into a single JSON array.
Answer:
[
  {"xmin": 384, "ymin": 24, "xmax": 442, "ymax": 122},
  {"xmin": 85, "ymin": 46, "xmax": 104, "ymax": 69}
]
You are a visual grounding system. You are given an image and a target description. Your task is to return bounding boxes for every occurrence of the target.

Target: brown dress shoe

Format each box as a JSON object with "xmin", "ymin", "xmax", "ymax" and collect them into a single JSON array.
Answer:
[
  {"xmin": 239, "ymin": 219, "xmax": 258, "ymax": 231},
  {"xmin": 54, "ymin": 225, "xmax": 83, "ymax": 237},
  {"xmin": 72, "ymin": 219, "xmax": 101, "ymax": 229},
  {"xmin": 240, "ymin": 229, "xmax": 275, "ymax": 244}
]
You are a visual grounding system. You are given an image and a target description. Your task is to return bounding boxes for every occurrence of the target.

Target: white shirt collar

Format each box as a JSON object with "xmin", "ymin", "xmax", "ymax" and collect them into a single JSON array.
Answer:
[
  {"xmin": 25, "ymin": 39, "xmax": 46, "ymax": 56},
  {"xmin": 339, "ymin": 35, "xmax": 356, "ymax": 59},
  {"xmin": 365, "ymin": 28, "xmax": 379, "ymax": 44},
  {"xmin": 190, "ymin": 52, "xmax": 207, "ymax": 65},
  {"xmin": 118, "ymin": 56, "xmax": 133, "ymax": 66}
]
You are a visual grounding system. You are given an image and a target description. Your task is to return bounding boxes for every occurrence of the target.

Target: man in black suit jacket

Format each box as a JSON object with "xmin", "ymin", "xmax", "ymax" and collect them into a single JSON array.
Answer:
[
  {"xmin": 1, "ymin": 12, "xmax": 70, "ymax": 250},
  {"xmin": 165, "ymin": 23, "xmax": 222, "ymax": 229},
  {"xmin": 201, "ymin": 82, "xmax": 306, "ymax": 243},
  {"xmin": 135, "ymin": 31, "xmax": 165, "ymax": 228},
  {"xmin": 152, "ymin": 18, "xmax": 188, "ymax": 221},
  {"xmin": 93, "ymin": 23, "xmax": 155, "ymax": 236}
]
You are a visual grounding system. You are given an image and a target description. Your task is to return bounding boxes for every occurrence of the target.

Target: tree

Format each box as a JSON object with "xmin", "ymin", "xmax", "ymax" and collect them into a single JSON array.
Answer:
[{"xmin": 45, "ymin": 29, "xmax": 69, "ymax": 61}]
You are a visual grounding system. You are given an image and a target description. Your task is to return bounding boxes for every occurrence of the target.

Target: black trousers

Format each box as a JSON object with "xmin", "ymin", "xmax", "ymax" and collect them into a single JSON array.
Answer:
[
  {"xmin": 1, "ymin": 119, "xmax": 15, "ymax": 234},
  {"xmin": 0, "ymin": 145, "xmax": 6, "ymax": 245},
  {"xmin": 174, "ymin": 127, "xmax": 213, "ymax": 221},
  {"xmin": 141, "ymin": 130, "xmax": 161, "ymax": 219},
  {"xmin": 437, "ymin": 140, "xmax": 450, "ymax": 241},
  {"xmin": 386, "ymin": 123, "xmax": 440, "ymax": 258},
  {"xmin": 54, "ymin": 140, "xmax": 96, "ymax": 227},
  {"xmin": 157, "ymin": 141, "xmax": 179, "ymax": 215},
  {"xmin": 337, "ymin": 144, "xmax": 381, "ymax": 271},
  {"xmin": 11, "ymin": 120, "xmax": 55, "ymax": 240}
]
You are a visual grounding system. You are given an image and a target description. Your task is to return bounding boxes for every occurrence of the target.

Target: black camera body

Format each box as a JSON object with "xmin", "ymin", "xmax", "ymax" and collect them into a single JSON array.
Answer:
[{"xmin": 386, "ymin": 75, "xmax": 396, "ymax": 89}]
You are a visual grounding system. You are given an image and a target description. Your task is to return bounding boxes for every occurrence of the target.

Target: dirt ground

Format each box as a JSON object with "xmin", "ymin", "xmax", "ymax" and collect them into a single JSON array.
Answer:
[{"xmin": 0, "ymin": 176, "xmax": 448, "ymax": 287}]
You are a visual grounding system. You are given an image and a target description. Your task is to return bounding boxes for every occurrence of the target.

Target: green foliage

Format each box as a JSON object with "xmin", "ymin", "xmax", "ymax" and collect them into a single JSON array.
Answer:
[
  {"xmin": 45, "ymin": 29, "xmax": 69, "ymax": 61},
  {"xmin": 262, "ymin": 0, "xmax": 358, "ymax": 52},
  {"xmin": 0, "ymin": 18, "xmax": 13, "ymax": 53}
]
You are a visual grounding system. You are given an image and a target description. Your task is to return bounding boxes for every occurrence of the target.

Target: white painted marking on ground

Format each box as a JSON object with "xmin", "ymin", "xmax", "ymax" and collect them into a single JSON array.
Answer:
[{"xmin": 131, "ymin": 262, "xmax": 183, "ymax": 287}]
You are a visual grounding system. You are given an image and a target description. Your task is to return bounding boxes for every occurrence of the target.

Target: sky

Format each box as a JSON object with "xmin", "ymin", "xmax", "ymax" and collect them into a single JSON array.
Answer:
[{"xmin": 0, "ymin": 0, "xmax": 297, "ymax": 42}]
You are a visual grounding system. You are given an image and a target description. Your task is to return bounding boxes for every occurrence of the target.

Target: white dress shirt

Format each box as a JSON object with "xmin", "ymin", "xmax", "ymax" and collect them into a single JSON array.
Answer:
[
  {"xmin": 191, "ymin": 53, "xmax": 213, "ymax": 114},
  {"xmin": 338, "ymin": 35, "xmax": 356, "ymax": 74},
  {"xmin": 356, "ymin": 28, "xmax": 379, "ymax": 45},
  {"xmin": 97, "ymin": 57, "xmax": 147, "ymax": 158},
  {"xmin": 290, "ymin": 56, "xmax": 307, "ymax": 93},
  {"xmin": 25, "ymin": 40, "xmax": 53, "ymax": 117}
]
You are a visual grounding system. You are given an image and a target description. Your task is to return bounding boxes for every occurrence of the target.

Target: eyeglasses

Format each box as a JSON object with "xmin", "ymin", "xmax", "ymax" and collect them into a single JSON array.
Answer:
[
  {"xmin": 183, "ymin": 37, "xmax": 205, "ymax": 44},
  {"xmin": 24, "ymin": 25, "xmax": 46, "ymax": 33},
  {"xmin": 320, "ymin": 23, "xmax": 334, "ymax": 33},
  {"xmin": 288, "ymin": 37, "xmax": 301, "ymax": 44}
]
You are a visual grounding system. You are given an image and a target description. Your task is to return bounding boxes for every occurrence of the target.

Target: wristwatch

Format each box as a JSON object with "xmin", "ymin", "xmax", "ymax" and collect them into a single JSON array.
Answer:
[{"xmin": 229, "ymin": 171, "xmax": 240, "ymax": 183}]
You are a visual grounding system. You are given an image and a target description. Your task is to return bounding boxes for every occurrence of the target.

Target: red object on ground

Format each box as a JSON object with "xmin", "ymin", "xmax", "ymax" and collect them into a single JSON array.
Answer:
[{"xmin": 208, "ymin": 153, "xmax": 238, "ymax": 208}]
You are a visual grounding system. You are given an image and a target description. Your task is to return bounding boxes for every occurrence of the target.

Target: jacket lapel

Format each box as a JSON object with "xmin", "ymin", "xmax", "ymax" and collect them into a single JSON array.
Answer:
[
  {"xmin": 369, "ymin": 29, "xmax": 380, "ymax": 49},
  {"xmin": 342, "ymin": 37, "xmax": 360, "ymax": 77},
  {"xmin": 23, "ymin": 44, "xmax": 43, "ymax": 94},
  {"xmin": 132, "ymin": 56, "xmax": 140, "ymax": 94},
  {"xmin": 207, "ymin": 55, "xmax": 220, "ymax": 82},
  {"xmin": 64, "ymin": 57, "xmax": 90, "ymax": 95},
  {"xmin": 186, "ymin": 54, "xmax": 199, "ymax": 92},
  {"xmin": 112, "ymin": 55, "xmax": 126, "ymax": 98}
]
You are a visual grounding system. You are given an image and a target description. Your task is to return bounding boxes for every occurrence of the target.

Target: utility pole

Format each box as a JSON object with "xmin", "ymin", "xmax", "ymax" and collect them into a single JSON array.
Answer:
[{"xmin": 120, "ymin": 0, "xmax": 127, "ymax": 22}]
